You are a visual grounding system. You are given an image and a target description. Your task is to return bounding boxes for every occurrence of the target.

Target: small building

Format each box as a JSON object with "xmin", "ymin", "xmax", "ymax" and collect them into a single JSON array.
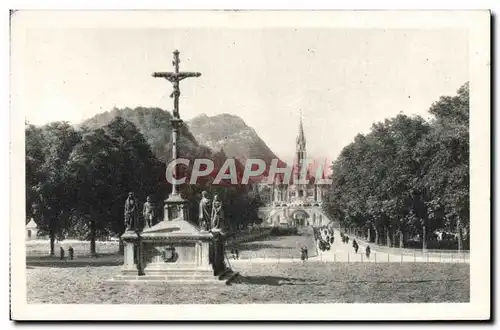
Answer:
[{"xmin": 26, "ymin": 218, "xmax": 38, "ymax": 240}]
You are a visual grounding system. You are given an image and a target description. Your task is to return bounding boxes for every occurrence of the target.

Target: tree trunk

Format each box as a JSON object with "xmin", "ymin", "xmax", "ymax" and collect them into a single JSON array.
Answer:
[
  {"xmin": 399, "ymin": 230, "xmax": 404, "ymax": 248},
  {"xmin": 367, "ymin": 227, "xmax": 371, "ymax": 242},
  {"xmin": 392, "ymin": 232, "xmax": 396, "ymax": 248},
  {"xmin": 49, "ymin": 230, "xmax": 55, "ymax": 256},
  {"xmin": 457, "ymin": 218, "xmax": 463, "ymax": 251},
  {"xmin": 386, "ymin": 228, "xmax": 392, "ymax": 247},
  {"xmin": 374, "ymin": 225, "xmax": 379, "ymax": 245},
  {"xmin": 422, "ymin": 224, "xmax": 427, "ymax": 251},
  {"xmin": 90, "ymin": 216, "xmax": 97, "ymax": 257},
  {"xmin": 48, "ymin": 214, "xmax": 55, "ymax": 256}
]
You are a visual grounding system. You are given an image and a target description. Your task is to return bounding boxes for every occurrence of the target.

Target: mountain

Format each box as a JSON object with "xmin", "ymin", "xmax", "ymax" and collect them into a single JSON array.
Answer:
[
  {"xmin": 187, "ymin": 114, "xmax": 285, "ymax": 177},
  {"xmin": 80, "ymin": 107, "xmax": 212, "ymax": 163},
  {"xmin": 80, "ymin": 109, "xmax": 284, "ymax": 184}
]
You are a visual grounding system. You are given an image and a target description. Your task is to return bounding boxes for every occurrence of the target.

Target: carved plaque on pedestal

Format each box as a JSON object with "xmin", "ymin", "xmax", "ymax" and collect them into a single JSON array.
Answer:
[{"xmin": 155, "ymin": 246, "xmax": 179, "ymax": 263}]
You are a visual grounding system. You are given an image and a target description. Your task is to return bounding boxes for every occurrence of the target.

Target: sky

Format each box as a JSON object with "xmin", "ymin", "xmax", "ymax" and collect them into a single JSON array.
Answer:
[{"xmin": 13, "ymin": 25, "xmax": 469, "ymax": 163}]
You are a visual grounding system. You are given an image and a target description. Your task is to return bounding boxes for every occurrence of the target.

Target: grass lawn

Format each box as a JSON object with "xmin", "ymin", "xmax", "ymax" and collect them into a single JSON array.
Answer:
[
  {"xmin": 26, "ymin": 240, "xmax": 119, "ymax": 257},
  {"xmin": 229, "ymin": 228, "xmax": 318, "ymax": 259},
  {"xmin": 26, "ymin": 261, "xmax": 469, "ymax": 304},
  {"xmin": 26, "ymin": 253, "xmax": 123, "ymax": 268}
]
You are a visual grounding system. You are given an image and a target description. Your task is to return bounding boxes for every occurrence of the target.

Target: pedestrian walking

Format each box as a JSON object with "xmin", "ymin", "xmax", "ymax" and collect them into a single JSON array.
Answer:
[
  {"xmin": 68, "ymin": 246, "xmax": 74, "ymax": 260},
  {"xmin": 60, "ymin": 246, "xmax": 65, "ymax": 261},
  {"xmin": 366, "ymin": 245, "xmax": 371, "ymax": 259},
  {"xmin": 352, "ymin": 240, "xmax": 359, "ymax": 253}
]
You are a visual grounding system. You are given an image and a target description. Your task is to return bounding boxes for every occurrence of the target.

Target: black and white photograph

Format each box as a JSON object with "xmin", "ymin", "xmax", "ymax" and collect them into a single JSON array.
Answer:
[{"xmin": 9, "ymin": 10, "xmax": 490, "ymax": 321}]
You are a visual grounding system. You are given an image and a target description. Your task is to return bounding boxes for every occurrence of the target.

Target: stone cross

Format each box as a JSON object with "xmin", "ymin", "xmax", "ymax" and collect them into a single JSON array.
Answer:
[
  {"xmin": 152, "ymin": 49, "xmax": 201, "ymax": 120},
  {"xmin": 152, "ymin": 50, "xmax": 201, "ymax": 217}
]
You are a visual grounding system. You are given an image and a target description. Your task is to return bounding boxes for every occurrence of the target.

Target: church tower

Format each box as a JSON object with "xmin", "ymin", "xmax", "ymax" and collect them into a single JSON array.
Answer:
[{"xmin": 295, "ymin": 112, "xmax": 307, "ymax": 180}]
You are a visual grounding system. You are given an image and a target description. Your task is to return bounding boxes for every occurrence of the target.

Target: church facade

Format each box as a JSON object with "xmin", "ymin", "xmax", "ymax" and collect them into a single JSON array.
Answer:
[{"xmin": 258, "ymin": 116, "xmax": 330, "ymax": 228}]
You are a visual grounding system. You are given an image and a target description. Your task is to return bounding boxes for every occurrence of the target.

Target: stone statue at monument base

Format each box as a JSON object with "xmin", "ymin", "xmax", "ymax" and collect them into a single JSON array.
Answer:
[
  {"xmin": 142, "ymin": 196, "xmax": 155, "ymax": 229},
  {"xmin": 199, "ymin": 191, "xmax": 211, "ymax": 231},
  {"xmin": 210, "ymin": 195, "xmax": 224, "ymax": 232},
  {"xmin": 124, "ymin": 192, "xmax": 139, "ymax": 232}
]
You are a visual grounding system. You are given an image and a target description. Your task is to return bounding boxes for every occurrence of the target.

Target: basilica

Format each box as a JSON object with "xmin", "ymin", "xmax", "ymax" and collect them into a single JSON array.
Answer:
[{"xmin": 259, "ymin": 116, "xmax": 330, "ymax": 228}]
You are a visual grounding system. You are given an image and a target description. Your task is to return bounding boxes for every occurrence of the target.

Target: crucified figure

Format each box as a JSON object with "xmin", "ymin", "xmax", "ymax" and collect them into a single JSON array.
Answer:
[{"xmin": 152, "ymin": 50, "xmax": 201, "ymax": 119}]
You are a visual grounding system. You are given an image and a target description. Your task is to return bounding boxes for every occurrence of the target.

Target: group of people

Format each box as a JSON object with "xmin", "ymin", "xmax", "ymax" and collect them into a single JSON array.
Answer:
[
  {"xmin": 316, "ymin": 227, "xmax": 373, "ymax": 259},
  {"xmin": 312, "ymin": 227, "xmax": 322, "ymax": 241},
  {"xmin": 350, "ymin": 237, "xmax": 371, "ymax": 259},
  {"xmin": 59, "ymin": 246, "xmax": 74, "ymax": 261},
  {"xmin": 313, "ymin": 227, "xmax": 333, "ymax": 252},
  {"xmin": 340, "ymin": 232, "xmax": 350, "ymax": 244}
]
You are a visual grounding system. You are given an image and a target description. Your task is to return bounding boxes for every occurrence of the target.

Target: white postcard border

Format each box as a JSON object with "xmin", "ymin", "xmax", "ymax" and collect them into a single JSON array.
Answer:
[{"xmin": 10, "ymin": 10, "xmax": 490, "ymax": 321}]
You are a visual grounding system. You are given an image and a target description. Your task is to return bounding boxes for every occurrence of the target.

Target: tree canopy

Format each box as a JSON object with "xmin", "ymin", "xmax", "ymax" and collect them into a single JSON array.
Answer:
[
  {"xmin": 322, "ymin": 83, "xmax": 469, "ymax": 250},
  {"xmin": 26, "ymin": 114, "xmax": 263, "ymax": 255}
]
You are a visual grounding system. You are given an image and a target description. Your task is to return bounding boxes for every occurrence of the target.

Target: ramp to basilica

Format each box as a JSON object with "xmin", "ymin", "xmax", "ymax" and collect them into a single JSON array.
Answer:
[{"xmin": 227, "ymin": 227, "xmax": 318, "ymax": 260}]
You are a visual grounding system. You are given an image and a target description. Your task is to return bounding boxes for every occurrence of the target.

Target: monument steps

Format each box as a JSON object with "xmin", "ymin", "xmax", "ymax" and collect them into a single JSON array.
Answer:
[
  {"xmin": 120, "ymin": 274, "xmax": 213, "ymax": 280},
  {"xmin": 106, "ymin": 274, "xmax": 223, "ymax": 285},
  {"xmin": 107, "ymin": 268, "xmax": 242, "ymax": 285},
  {"xmin": 144, "ymin": 271, "xmax": 211, "ymax": 276},
  {"xmin": 142, "ymin": 268, "xmax": 214, "ymax": 274}
]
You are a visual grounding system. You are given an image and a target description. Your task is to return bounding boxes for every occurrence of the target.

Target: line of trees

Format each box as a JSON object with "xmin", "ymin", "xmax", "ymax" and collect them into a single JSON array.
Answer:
[
  {"xmin": 322, "ymin": 83, "xmax": 469, "ymax": 251},
  {"xmin": 26, "ymin": 115, "xmax": 263, "ymax": 256}
]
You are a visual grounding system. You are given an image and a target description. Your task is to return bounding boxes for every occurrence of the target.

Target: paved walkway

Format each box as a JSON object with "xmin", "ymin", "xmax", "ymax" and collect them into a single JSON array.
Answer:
[
  {"xmin": 314, "ymin": 229, "xmax": 468, "ymax": 263},
  {"xmin": 229, "ymin": 228, "xmax": 469, "ymax": 264}
]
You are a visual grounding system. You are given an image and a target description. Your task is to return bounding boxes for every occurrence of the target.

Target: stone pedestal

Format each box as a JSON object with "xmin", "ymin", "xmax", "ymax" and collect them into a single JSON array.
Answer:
[
  {"xmin": 120, "ymin": 230, "xmax": 143, "ymax": 275},
  {"xmin": 163, "ymin": 194, "xmax": 189, "ymax": 222},
  {"xmin": 110, "ymin": 219, "xmax": 223, "ymax": 284}
]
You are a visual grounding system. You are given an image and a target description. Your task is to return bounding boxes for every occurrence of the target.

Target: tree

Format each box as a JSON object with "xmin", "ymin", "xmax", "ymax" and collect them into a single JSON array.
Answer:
[
  {"xmin": 25, "ymin": 123, "xmax": 45, "ymax": 221},
  {"xmin": 103, "ymin": 117, "xmax": 168, "ymax": 235},
  {"xmin": 323, "ymin": 82, "xmax": 469, "ymax": 251},
  {"xmin": 65, "ymin": 118, "xmax": 166, "ymax": 255},
  {"xmin": 25, "ymin": 121, "xmax": 81, "ymax": 255},
  {"xmin": 65, "ymin": 128, "xmax": 120, "ymax": 255},
  {"xmin": 419, "ymin": 82, "xmax": 469, "ymax": 250}
]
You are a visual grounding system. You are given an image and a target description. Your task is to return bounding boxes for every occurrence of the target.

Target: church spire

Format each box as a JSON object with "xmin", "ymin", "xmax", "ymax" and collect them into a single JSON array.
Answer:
[
  {"xmin": 296, "ymin": 110, "xmax": 306, "ymax": 148},
  {"xmin": 295, "ymin": 111, "xmax": 307, "ymax": 180}
]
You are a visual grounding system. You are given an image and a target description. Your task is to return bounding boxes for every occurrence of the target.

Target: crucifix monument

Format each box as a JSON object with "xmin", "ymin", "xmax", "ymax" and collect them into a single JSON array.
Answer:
[
  {"xmin": 111, "ymin": 50, "xmax": 233, "ymax": 284},
  {"xmin": 152, "ymin": 49, "xmax": 201, "ymax": 222}
]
